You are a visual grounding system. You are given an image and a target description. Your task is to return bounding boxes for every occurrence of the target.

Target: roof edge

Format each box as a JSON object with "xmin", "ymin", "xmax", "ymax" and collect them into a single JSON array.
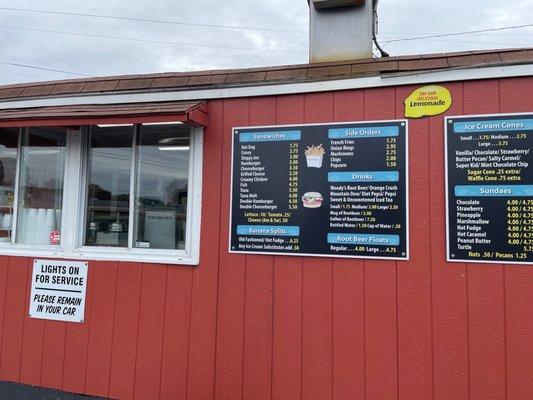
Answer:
[
  {"xmin": 0, "ymin": 47, "xmax": 531, "ymax": 101},
  {"xmin": 0, "ymin": 58, "xmax": 529, "ymax": 105},
  {"xmin": 0, "ymin": 62, "xmax": 531, "ymax": 112}
]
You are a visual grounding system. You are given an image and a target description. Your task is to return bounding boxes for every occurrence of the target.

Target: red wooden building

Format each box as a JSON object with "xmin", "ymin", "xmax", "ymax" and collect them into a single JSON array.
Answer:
[{"xmin": 0, "ymin": 15, "xmax": 532, "ymax": 399}]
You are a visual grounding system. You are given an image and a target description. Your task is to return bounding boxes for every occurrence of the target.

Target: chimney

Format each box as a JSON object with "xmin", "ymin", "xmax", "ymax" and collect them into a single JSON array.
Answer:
[{"xmin": 308, "ymin": 0, "xmax": 377, "ymax": 63}]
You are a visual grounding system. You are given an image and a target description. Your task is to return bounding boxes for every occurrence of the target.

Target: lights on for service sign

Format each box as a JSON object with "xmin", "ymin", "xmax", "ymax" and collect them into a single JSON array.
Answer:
[{"xmin": 29, "ymin": 259, "xmax": 88, "ymax": 323}]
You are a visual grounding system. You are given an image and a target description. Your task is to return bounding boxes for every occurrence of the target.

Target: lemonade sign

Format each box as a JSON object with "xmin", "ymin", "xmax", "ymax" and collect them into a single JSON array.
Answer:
[{"xmin": 404, "ymin": 85, "xmax": 452, "ymax": 118}]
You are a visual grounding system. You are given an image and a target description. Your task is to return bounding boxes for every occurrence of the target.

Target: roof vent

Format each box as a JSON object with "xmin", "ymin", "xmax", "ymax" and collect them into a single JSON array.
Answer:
[
  {"xmin": 309, "ymin": 0, "xmax": 376, "ymax": 63},
  {"xmin": 312, "ymin": 0, "xmax": 365, "ymax": 10}
]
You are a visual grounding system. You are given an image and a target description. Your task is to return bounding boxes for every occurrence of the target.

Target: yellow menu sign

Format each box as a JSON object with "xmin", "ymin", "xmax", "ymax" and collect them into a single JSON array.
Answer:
[{"xmin": 404, "ymin": 85, "xmax": 452, "ymax": 118}]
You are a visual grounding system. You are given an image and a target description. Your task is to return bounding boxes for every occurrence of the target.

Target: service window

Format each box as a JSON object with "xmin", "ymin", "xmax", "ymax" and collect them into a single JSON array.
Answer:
[
  {"xmin": 84, "ymin": 125, "xmax": 133, "ymax": 248},
  {"xmin": 0, "ymin": 122, "xmax": 202, "ymax": 265},
  {"xmin": 82, "ymin": 123, "xmax": 191, "ymax": 251},
  {"xmin": 0, "ymin": 128, "xmax": 19, "ymax": 243},
  {"xmin": 133, "ymin": 124, "xmax": 190, "ymax": 250},
  {"xmin": 16, "ymin": 127, "xmax": 67, "ymax": 246}
]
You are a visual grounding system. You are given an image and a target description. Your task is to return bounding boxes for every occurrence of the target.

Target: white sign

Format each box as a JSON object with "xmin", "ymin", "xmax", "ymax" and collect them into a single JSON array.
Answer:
[{"xmin": 29, "ymin": 259, "xmax": 88, "ymax": 323}]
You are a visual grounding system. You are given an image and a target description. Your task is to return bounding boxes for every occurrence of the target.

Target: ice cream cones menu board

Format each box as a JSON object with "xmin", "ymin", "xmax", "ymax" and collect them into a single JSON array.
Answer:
[
  {"xmin": 446, "ymin": 114, "xmax": 533, "ymax": 264},
  {"xmin": 230, "ymin": 120, "xmax": 408, "ymax": 260}
]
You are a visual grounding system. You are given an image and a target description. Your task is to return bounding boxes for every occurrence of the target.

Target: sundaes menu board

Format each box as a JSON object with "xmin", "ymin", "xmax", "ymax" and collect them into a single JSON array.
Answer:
[
  {"xmin": 446, "ymin": 114, "xmax": 533, "ymax": 264},
  {"xmin": 229, "ymin": 120, "xmax": 408, "ymax": 260}
]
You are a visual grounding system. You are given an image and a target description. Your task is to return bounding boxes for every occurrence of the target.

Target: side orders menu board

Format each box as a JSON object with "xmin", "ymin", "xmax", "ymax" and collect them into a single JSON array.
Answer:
[
  {"xmin": 446, "ymin": 113, "xmax": 533, "ymax": 264},
  {"xmin": 229, "ymin": 120, "xmax": 409, "ymax": 260}
]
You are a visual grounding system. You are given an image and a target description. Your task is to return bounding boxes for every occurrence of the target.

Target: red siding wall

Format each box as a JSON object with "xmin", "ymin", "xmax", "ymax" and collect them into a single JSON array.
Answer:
[{"xmin": 0, "ymin": 77, "xmax": 532, "ymax": 400}]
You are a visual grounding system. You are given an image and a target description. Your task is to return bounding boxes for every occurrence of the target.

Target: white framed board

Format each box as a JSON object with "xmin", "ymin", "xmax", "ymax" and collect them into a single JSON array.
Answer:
[
  {"xmin": 446, "ymin": 112, "xmax": 533, "ymax": 264},
  {"xmin": 229, "ymin": 119, "xmax": 409, "ymax": 260}
]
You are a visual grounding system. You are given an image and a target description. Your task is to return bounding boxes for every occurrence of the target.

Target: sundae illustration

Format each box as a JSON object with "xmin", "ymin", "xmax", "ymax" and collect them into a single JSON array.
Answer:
[
  {"xmin": 305, "ymin": 144, "xmax": 325, "ymax": 168},
  {"xmin": 302, "ymin": 192, "xmax": 323, "ymax": 208}
]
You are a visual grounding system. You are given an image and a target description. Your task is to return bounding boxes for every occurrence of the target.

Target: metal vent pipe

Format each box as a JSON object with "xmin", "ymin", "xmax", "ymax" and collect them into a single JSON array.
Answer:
[{"xmin": 308, "ymin": 0, "xmax": 377, "ymax": 63}]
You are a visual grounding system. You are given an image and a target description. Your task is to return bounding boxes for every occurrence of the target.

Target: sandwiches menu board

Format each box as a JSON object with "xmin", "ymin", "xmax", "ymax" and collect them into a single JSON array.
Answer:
[
  {"xmin": 229, "ymin": 120, "xmax": 409, "ymax": 260},
  {"xmin": 446, "ymin": 113, "xmax": 533, "ymax": 264}
]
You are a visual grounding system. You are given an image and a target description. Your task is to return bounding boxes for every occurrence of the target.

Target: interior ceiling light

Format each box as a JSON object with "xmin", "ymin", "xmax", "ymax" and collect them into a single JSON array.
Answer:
[
  {"xmin": 158, "ymin": 146, "xmax": 190, "ymax": 151},
  {"xmin": 96, "ymin": 123, "xmax": 133, "ymax": 128},
  {"xmin": 143, "ymin": 121, "xmax": 184, "ymax": 126},
  {"xmin": 158, "ymin": 137, "xmax": 189, "ymax": 144}
]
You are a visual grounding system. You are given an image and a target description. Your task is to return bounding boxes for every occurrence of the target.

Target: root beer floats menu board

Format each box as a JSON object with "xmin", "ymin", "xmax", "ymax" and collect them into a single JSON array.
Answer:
[
  {"xmin": 229, "ymin": 120, "xmax": 408, "ymax": 260},
  {"xmin": 446, "ymin": 114, "xmax": 533, "ymax": 264}
]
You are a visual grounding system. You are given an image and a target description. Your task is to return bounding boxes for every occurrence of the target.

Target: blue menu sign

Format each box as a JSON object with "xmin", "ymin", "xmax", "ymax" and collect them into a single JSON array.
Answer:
[
  {"xmin": 446, "ymin": 114, "xmax": 533, "ymax": 264},
  {"xmin": 229, "ymin": 120, "xmax": 409, "ymax": 260}
]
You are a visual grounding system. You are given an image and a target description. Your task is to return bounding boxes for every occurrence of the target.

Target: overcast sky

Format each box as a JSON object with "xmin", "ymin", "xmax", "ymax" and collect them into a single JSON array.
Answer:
[{"xmin": 0, "ymin": 0, "xmax": 531, "ymax": 85}]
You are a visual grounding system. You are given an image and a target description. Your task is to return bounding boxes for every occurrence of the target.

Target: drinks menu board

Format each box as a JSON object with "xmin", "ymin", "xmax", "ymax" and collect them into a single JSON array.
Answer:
[
  {"xmin": 229, "ymin": 120, "xmax": 408, "ymax": 260},
  {"xmin": 446, "ymin": 113, "xmax": 533, "ymax": 264}
]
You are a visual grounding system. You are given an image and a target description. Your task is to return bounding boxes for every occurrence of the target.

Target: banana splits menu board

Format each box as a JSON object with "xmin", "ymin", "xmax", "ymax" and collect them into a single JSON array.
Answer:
[
  {"xmin": 229, "ymin": 120, "xmax": 409, "ymax": 260},
  {"xmin": 446, "ymin": 113, "xmax": 533, "ymax": 264}
]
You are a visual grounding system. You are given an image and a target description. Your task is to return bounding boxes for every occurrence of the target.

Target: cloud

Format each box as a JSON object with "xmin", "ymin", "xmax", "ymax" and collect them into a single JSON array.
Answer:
[
  {"xmin": 378, "ymin": 0, "xmax": 533, "ymax": 55},
  {"xmin": 0, "ymin": 0, "xmax": 531, "ymax": 85}
]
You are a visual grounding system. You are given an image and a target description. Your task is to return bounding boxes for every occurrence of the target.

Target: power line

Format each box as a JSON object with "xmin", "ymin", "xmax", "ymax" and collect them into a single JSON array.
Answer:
[
  {"xmin": 0, "ymin": 24, "xmax": 307, "ymax": 54},
  {"xmin": 0, "ymin": 61, "xmax": 88, "ymax": 76},
  {"xmin": 383, "ymin": 23, "xmax": 533, "ymax": 45},
  {"xmin": 0, "ymin": 6, "xmax": 307, "ymax": 34},
  {"xmin": 400, "ymin": 37, "xmax": 519, "ymax": 47},
  {"xmin": 379, "ymin": 35, "xmax": 525, "ymax": 47},
  {"xmin": 382, "ymin": 31, "xmax": 533, "ymax": 37}
]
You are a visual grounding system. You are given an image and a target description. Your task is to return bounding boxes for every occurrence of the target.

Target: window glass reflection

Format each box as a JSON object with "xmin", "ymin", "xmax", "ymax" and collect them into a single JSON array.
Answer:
[
  {"xmin": 134, "ymin": 124, "xmax": 190, "ymax": 250},
  {"xmin": 16, "ymin": 127, "xmax": 66, "ymax": 245},
  {"xmin": 0, "ymin": 128, "xmax": 19, "ymax": 244},
  {"xmin": 84, "ymin": 125, "xmax": 133, "ymax": 247}
]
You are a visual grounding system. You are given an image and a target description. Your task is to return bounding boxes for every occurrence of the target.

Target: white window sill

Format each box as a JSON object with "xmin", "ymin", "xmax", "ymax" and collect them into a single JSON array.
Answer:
[{"xmin": 0, "ymin": 244, "xmax": 199, "ymax": 265}]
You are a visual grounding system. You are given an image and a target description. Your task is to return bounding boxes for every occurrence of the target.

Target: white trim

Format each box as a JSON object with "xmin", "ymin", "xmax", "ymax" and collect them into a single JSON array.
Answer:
[
  {"xmin": 228, "ymin": 249, "xmax": 409, "ymax": 261},
  {"xmin": 0, "ymin": 245, "xmax": 196, "ymax": 265},
  {"xmin": 232, "ymin": 118, "xmax": 406, "ymax": 130},
  {"xmin": 444, "ymin": 111, "xmax": 533, "ymax": 265},
  {"xmin": 10, "ymin": 127, "xmax": 22, "ymax": 244},
  {"xmin": 0, "ymin": 64, "xmax": 531, "ymax": 111},
  {"xmin": 187, "ymin": 127, "xmax": 203, "ymax": 264},
  {"xmin": 76, "ymin": 126, "xmax": 90, "ymax": 247},
  {"xmin": 445, "ymin": 116, "xmax": 451, "ymax": 263},
  {"xmin": 228, "ymin": 126, "xmax": 236, "ymax": 254},
  {"xmin": 62, "ymin": 129, "xmax": 83, "ymax": 251},
  {"xmin": 405, "ymin": 119, "xmax": 410, "ymax": 261},
  {"xmin": 128, "ymin": 125, "xmax": 138, "ymax": 249},
  {"xmin": 228, "ymin": 119, "xmax": 410, "ymax": 261}
]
